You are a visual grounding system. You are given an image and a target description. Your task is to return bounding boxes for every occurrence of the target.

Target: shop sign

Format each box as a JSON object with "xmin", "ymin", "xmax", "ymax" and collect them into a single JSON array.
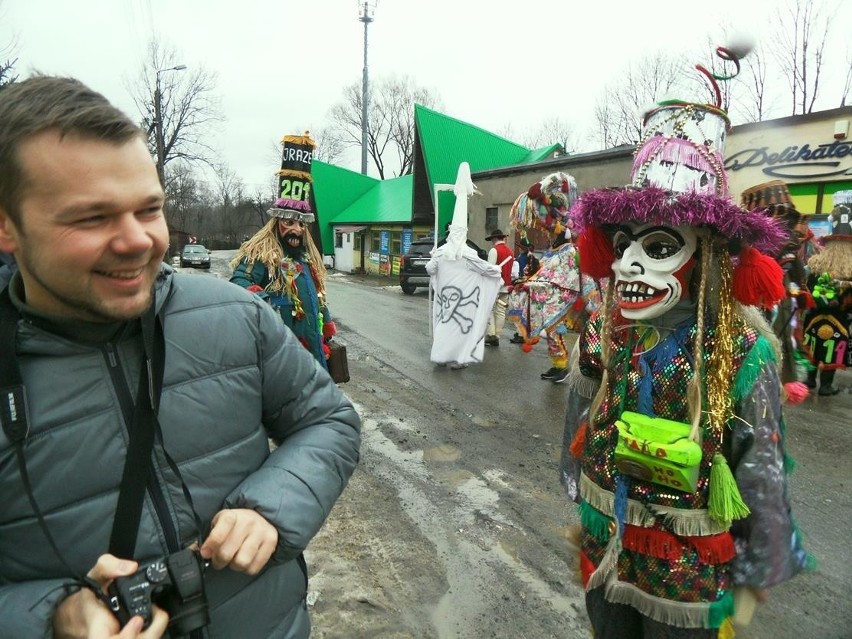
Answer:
[{"xmin": 725, "ymin": 139, "xmax": 852, "ymax": 179}]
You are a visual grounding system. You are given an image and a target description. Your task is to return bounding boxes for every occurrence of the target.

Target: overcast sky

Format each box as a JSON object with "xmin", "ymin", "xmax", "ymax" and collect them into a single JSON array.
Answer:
[{"xmin": 3, "ymin": 0, "xmax": 850, "ymax": 192}]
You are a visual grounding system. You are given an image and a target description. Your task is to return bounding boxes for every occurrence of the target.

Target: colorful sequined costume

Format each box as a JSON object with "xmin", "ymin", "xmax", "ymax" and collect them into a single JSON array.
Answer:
[
  {"xmin": 558, "ymin": 45, "xmax": 811, "ymax": 636},
  {"xmin": 560, "ymin": 307, "xmax": 809, "ymax": 631}
]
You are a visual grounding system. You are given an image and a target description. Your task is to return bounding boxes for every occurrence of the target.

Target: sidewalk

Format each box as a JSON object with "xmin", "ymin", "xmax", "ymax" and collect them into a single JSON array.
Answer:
[{"xmin": 329, "ymin": 269, "xmax": 400, "ymax": 289}]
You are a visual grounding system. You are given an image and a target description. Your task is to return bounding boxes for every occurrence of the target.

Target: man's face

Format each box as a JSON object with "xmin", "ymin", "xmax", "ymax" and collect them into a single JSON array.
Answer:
[
  {"xmin": 611, "ymin": 222, "xmax": 697, "ymax": 320},
  {"xmin": 278, "ymin": 218, "xmax": 305, "ymax": 252},
  {"xmin": 0, "ymin": 131, "xmax": 168, "ymax": 322}
]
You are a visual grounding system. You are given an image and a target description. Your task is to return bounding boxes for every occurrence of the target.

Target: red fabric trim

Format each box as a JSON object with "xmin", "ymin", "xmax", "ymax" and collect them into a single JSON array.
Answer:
[
  {"xmin": 621, "ymin": 525, "xmax": 736, "ymax": 564},
  {"xmin": 580, "ymin": 551, "xmax": 595, "ymax": 588},
  {"xmin": 246, "ymin": 284, "xmax": 264, "ymax": 293},
  {"xmin": 569, "ymin": 421, "xmax": 587, "ymax": 459}
]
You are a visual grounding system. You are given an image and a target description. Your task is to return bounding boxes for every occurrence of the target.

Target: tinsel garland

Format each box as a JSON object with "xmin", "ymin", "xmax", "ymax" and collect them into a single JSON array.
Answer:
[{"xmin": 706, "ymin": 253, "xmax": 736, "ymax": 431}]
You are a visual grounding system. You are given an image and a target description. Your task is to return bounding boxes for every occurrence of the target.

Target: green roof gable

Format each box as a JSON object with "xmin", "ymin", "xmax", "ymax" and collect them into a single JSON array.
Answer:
[
  {"xmin": 413, "ymin": 104, "xmax": 561, "ymax": 231},
  {"xmin": 415, "ymin": 103, "xmax": 542, "ymax": 183}
]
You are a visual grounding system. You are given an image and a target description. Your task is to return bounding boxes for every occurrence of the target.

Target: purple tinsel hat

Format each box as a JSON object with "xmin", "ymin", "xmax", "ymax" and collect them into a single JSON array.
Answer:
[
  {"xmin": 268, "ymin": 132, "xmax": 316, "ymax": 223},
  {"xmin": 572, "ymin": 44, "xmax": 787, "ymax": 256}
]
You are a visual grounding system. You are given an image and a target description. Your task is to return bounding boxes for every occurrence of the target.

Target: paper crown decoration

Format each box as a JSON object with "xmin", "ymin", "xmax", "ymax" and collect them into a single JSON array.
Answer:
[
  {"xmin": 834, "ymin": 190, "xmax": 852, "ymax": 206},
  {"xmin": 573, "ymin": 45, "xmax": 787, "ymax": 263},
  {"xmin": 268, "ymin": 132, "xmax": 316, "ymax": 222},
  {"xmin": 509, "ymin": 172, "xmax": 579, "ymax": 236}
]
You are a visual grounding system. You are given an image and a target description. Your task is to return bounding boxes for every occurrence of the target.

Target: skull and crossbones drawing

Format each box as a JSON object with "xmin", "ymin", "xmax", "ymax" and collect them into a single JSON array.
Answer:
[{"xmin": 437, "ymin": 285, "xmax": 480, "ymax": 333}]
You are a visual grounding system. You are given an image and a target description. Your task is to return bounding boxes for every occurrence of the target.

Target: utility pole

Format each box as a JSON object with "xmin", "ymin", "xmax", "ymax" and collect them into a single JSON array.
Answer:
[
  {"xmin": 154, "ymin": 64, "xmax": 187, "ymax": 187},
  {"xmin": 358, "ymin": 1, "xmax": 376, "ymax": 175}
]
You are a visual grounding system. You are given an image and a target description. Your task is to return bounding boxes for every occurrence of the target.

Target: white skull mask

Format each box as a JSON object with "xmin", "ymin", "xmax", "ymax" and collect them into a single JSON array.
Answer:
[{"xmin": 611, "ymin": 222, "xmax": 698, "ymax": 320}]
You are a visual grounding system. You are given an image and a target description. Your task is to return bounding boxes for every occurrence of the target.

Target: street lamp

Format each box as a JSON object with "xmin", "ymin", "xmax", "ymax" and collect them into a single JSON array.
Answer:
[
  {"xmin": 358, "ymin": 1, "xmax": 376, "ymax": 175},
  {"xmin": 154, "ymin": 64, "xmax": 187, "ymax": 186}
]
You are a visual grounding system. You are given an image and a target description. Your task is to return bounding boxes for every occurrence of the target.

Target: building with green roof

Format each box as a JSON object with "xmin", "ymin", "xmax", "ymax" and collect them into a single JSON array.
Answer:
[{"xmin": 314, "ymin": 103, "xmax": 562, "ymax": 275}]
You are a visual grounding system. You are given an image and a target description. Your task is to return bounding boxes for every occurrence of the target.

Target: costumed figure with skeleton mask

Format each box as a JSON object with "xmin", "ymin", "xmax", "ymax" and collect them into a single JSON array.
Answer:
[
  {"xmin": 231, "ymin": 134, "xmax": 336, "ymax": 370},
  {"xmin": 559, "ymin": 45, "xmax": 811, "ymax": 638}
]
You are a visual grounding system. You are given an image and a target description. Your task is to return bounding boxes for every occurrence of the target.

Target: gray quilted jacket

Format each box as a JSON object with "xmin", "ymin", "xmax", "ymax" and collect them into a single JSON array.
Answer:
[{"xmin": 0, "ymin": 266, "xmax": 361, "ymax": 638}]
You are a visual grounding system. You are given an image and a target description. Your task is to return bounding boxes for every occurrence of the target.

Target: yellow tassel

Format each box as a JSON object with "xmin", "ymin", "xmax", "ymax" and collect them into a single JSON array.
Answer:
[
  {"xmin": 718, "ymin": 617, "xmax": 736, "ymax": 639},
  {"xmin": 709, "ymin": 453, "xmax": 750, "ymax": 525}
]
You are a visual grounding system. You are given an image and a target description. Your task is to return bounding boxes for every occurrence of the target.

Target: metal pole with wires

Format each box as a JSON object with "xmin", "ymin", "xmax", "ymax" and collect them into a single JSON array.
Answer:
[{"xmin": 358, "ymin": 1, "xmax": 376, "ymax": 175}]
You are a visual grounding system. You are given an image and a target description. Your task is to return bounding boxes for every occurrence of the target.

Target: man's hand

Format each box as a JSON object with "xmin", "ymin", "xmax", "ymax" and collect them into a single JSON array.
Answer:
[
  {"xmin": 53, "ymin": 554, "xmax": 169, "ymax": 639},
  {"xmin": 200, "ymin": 509, "xmax": 278, "ymax": 575}
]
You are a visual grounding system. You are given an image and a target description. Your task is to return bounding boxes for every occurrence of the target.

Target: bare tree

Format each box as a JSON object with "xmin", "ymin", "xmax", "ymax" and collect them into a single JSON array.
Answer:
[
  {"xmin": 0, "ymin": 57, "xmax": 16, "ymax": 89},
  {"xmin": 129, "ymin": 40, "xmax": 223, "ymax": 188},
  {"xmin": 312, "ymin": 125, "xmax": 347, "ymax": 164},
  {"xmin": 592, "ymin": 52, "xmax": 687, "ymax": 149},
  {"xmin": 769, "ymin": 0, "xmax": 833, "ymax": 115},
  {"xmin": 518, "ymin": 116, "xmax": 583, "ymax": 155},
  {"xmin": 733, "ymin": 42, "xmax": 775, "ymax": 123},
  {"xmin": 841, "ymin": 47, "xmax": 852, "ymax": 107},
  {"xmin": 328, "ymin": 75, "xmax": 442, "ymax": 178}
]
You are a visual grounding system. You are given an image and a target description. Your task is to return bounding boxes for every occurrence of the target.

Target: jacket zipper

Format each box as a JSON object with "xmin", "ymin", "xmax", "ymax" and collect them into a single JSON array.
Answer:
[{"xmin": 104, "ymin": 341, "xmax": 180, "ymax": 553}]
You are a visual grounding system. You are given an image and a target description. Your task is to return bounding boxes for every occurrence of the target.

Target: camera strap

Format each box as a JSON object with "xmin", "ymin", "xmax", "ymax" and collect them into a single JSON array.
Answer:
[{"xmin": 108, "ymin": 300, "xmax": 164, "ymax": 559}]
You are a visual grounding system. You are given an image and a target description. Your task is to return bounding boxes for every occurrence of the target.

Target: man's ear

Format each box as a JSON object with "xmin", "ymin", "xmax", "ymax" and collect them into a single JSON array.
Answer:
[{"xmin": 0, "ymin": 206, "xmax": 20, "ymax": 254}]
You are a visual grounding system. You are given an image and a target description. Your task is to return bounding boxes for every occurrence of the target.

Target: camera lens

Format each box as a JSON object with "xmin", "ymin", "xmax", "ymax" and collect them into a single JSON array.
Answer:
[{"xmin": 146, "ymin": 561, "xmax": 169, "ymax": 584}]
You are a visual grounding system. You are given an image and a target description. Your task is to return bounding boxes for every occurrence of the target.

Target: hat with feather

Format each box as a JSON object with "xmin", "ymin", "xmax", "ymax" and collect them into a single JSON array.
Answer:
[{"xmin": 573, "ymin": 43, "xmax": 787, "ymax": 309}]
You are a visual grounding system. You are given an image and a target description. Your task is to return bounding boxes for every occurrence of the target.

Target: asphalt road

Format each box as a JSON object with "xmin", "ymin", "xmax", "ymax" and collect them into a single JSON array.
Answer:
[{"xmin": 193, "ymin": 252, "xmax": 852, "ymax": 638}]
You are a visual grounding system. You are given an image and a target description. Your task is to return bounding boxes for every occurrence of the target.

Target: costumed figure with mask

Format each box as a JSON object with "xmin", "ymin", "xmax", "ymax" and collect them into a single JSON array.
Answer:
[
  {"xmin": 800, "ymin": 198, "xmax": 852, "ymax": 396},
  {"xmin": 231, "ymin": 133, "xmax": 336, "ymax": 369},
  {"xmin": 559, "ymin": 45, "xmax": 811, "ymax": 638},
  {"xmin": 506, "ymin": 172, "xmax": 602, "ymax": 384},
  {"xmin": 740, "ymin": 181, "xmax": 813, "ymax": 392},
  {"xmin": 425, "ymin": 162, "xmax": 503, "ymax": 368}
]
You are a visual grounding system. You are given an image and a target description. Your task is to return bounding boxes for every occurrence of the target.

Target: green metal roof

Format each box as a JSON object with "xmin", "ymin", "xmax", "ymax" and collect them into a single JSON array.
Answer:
[
  {"xmin": 313, "ymin": 161, "xmax": 414, "ymax": 252},
  {"xmin": 330, "ymin": 174, "xmax": 413, "ymax": 225},
  {"xmin": 415, "ymin": 103, "xmax": 550, "ymax": 185},
  {"xmin": 312, "ymin": 161, "xmax": 378, "ymax": 252},
  {"xmin": 414, "ymin": 104, "xmax": 563, "ymax": 231},
  {"xmin": 311, "ymin": 107, "xmax": 564, "ymax": 253}
]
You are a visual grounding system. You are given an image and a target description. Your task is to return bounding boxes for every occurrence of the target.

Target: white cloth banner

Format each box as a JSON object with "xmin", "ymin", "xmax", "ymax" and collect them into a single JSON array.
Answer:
[{"xmin": 426, "ymin": 254, "xmax": 501, "ymax": 365}]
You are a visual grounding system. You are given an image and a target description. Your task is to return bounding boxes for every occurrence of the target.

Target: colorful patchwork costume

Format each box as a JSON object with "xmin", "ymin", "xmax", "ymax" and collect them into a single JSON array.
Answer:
[
  {"xmin": 559, "ymin": 46, "xmax": 810, "ymax": 638},
  {"xmin": 507, "ymin": 173, "xmax": 601, "ymax": 380}
]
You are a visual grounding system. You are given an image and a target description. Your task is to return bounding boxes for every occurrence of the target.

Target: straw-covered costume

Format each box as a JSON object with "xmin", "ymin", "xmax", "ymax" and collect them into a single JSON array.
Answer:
[
  {"xmin": 230, "ymin": 134, "xmax": 335, "ymax": 370},
  {"xmin": 559, "ymin": 46, "xmax": 810, "ymax": 637},
  {"xmin": 801, "ymin": 196, "xmax": 852, "ymax": 379},
  {"xmin": 507, "ymin": 173, "xmax": 601, "ymax": 381}
]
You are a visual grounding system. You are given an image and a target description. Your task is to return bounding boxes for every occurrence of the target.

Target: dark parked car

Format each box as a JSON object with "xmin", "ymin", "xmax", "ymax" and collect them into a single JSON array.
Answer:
[
  {"xmin": 399, "ymin": 236, "xmax": 487, "ymax": 295},
  {"xmin": 180, "ymin": 244, "xmax": 211, "ymax": 269}
]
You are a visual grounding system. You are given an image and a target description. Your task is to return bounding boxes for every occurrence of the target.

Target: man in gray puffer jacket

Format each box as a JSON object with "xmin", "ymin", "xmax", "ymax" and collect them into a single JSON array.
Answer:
[{"xmin": 0, "ymin": 76, "xmax": 361, "ymax": 639}]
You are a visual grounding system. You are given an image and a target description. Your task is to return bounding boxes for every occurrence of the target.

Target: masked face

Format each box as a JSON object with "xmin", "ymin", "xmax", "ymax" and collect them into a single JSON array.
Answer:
[
  {"xmin": 611, "ymin": 222, "xmax": 698, "ymax": 320},
  {"xmin": 278, "ymin": 218, "xmax": 305, "ymax": 256}
]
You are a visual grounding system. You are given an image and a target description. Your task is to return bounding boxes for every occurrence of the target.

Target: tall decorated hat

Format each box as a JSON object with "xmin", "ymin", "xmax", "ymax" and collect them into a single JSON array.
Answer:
[
  {"xmin": 509, "ymin": 171, "xmax": 580, "ymax": 239},
  {"xmin": 269, "ymin": 132, "xmax": 316, "ymax": 222},
  {"xmin": 740, "ymin": 180, "xmax": 804, "ymax": 258},
  {"xmin": 573, "ymin": 43, "xmax": 787, "ymax": 308}
]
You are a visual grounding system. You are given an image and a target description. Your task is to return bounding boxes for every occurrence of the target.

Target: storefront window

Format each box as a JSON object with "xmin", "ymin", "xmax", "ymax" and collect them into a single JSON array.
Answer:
[{"xmin": 391, "ymin": 231, "xmax": 402, "ymax": 255}]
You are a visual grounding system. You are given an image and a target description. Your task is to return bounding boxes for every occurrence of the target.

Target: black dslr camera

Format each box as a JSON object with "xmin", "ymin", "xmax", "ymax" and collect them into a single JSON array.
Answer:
[{"xmin": 107, "ymin": 548, "xmax": 209, "ymax": 635}]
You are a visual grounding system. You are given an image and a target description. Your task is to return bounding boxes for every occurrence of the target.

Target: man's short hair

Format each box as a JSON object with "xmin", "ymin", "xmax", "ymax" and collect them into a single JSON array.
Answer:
[{"xmin": 0, "ymin": 76, "xmax": 144, "ymax": 226}]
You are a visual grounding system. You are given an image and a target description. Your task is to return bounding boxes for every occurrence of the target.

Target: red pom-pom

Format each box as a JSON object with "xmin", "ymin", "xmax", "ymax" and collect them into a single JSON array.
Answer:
[
  {"xmin": 528, "ymin": 183, "xmax": 543, "ymax": 199},
  {"xmin": 247, "ymin": 284, "xmax": 264, "ymax": 293},
  {"xmin": 323, "ymin": 321, "xmax": 338, "ymax": 340},
  {"xmin": 521, "ymin": 342, "xmax": 534, "ymax": 353},
  {"xmin": 576, "ymin": 228, "xmax": 615, "ymax": 279},
  {"xmin": 784, "ymin": 381, "xmax": 809, "ymax": 404},
  {"xmin": 732, "ymin": 247, "xmax": 786, "ymax": 309}
]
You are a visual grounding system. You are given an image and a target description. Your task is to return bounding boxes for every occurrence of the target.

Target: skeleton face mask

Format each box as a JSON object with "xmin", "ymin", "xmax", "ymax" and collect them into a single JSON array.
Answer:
[{"xmin": 611, "ymin": 222, "xmax": 698, "ymax": 320}]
